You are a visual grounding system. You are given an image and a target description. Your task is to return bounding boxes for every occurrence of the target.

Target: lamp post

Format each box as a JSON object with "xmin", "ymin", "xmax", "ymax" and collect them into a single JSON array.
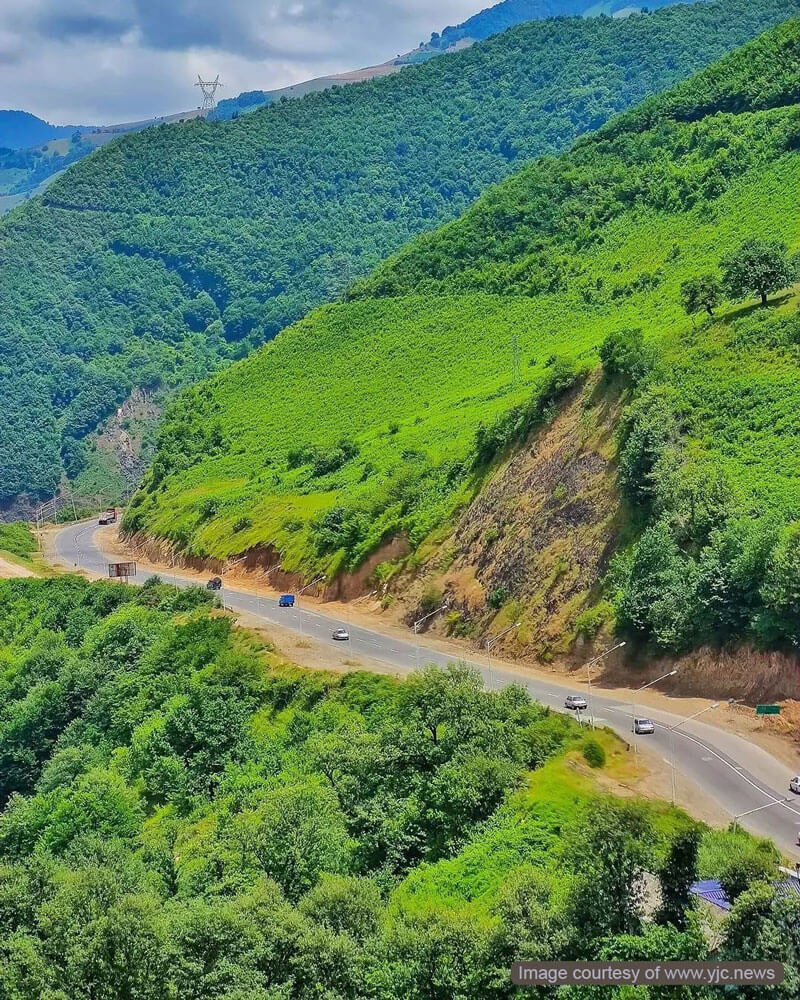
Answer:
[
  {"xmin": 667, "ymin": 700, "xmax": 729, "ymax": 804},
  {"xmin": 486, "ymin": 622, "xmax": 521, "ymax": 688},
  {"xmin": 732, "ymin": 797, "xmax": 791, "ymax": 835},
  {"xmin": 413, "ymin": 603, "xmax": 448, "ymax": 669},
  {"xmin": 297, "ymin": 574, "xmax": 326, "ymax": 637},
  {"xmin": 584, "ymin": 641, "xmax": 626, "ymax": 730},
  {"xmin": 631, "ymin": 668, "xmax": 678, "ymax": 754}
]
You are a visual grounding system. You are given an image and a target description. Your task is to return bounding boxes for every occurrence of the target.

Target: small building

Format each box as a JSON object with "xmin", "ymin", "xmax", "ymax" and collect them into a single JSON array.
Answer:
[{"xmin": 690, "ymin": 875, "xmax": 800, "ymax": 912}]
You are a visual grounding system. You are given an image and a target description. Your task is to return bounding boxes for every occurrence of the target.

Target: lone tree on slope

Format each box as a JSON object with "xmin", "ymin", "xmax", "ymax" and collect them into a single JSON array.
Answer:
[
  {"xmin": 680, "ymin": 273, "xmax": 722, "ymax": 321},
  {"xmin": 720, "ymin": 239, "xmax": 794, "ymax": 307}
]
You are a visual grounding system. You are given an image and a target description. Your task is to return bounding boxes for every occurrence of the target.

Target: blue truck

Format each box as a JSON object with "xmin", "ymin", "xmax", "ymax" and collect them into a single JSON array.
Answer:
[{"xmin": 278, "ymin": 594, "xmax": 295, "ymax": 607}]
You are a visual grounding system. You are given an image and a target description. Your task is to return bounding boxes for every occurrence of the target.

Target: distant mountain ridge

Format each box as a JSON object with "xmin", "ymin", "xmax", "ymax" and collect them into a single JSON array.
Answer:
[
  {"xmin": 214, "ymin": 0, "xmax": 698, "ymax": 120},
  {"xmin": 428, "ymin": 0, "xmax": 696, "ymax": 50},
  {"xmin": 0, "ymin": 111, "xmax": 86, "ymax": 151}
]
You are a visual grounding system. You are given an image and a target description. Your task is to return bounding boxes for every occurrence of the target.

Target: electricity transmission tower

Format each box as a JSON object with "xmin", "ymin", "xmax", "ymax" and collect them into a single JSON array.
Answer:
[{"xmin": 195, "ymin": 75, "xmax": 223, "ymax": 111}]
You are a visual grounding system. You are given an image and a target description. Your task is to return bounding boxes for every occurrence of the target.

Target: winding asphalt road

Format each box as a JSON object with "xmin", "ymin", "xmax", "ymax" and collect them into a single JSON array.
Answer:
[{"xmin": 54, "ymin": 519, "xmax": 800, "ymax": 857}]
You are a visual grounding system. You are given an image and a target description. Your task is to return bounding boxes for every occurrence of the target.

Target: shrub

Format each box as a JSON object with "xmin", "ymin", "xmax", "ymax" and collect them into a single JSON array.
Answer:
[
  {"xmin": 419, "ymin": 584, "xmax": 445, "ymax": 615},
  {"xmin": 232, "ymin": 516, "xmax": 252, "ymax": 533},
  {"xmin": 616, "ymin": 386, "xmax": 681, "ymax": 509},
  {"xmin": 198, "ymin": 498, "xmax": 220, "ymax": 520},
  {"xmin": 573, "ymin": 602, "xmax": 613, "ymax": 641},
  {"xmin": 599, "ymin": 327, "xmax": 654, "ymax": 384},
  {"xmin": 582, "ymin": 739, "xmax": 606, "ymax": 769},
  {"xmin": 488, "ymin": 586, "xmax": 508, "ymax": 610}
]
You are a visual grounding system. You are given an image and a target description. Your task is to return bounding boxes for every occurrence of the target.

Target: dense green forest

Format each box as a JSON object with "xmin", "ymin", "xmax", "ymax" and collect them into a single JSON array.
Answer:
[
  {"xmin": 132, "ymin": 18, "xmax": 800, "ymax": 655},
  {"xmin": 2, "ymin": 0, "xmax": 797, "ymax": 504},
  {"xmin": 0, "ymin": 575, "xmax": 794, "ymax": 998},
  {"xmin": 213, "ymin": 0, "xmax": 694, "ymax": 119}
]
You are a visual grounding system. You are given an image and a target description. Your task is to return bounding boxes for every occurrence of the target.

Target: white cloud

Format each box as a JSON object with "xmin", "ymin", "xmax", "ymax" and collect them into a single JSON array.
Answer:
[{"xmin": 0, "ymin": 0, "xmax": 480, "ymax": 123}]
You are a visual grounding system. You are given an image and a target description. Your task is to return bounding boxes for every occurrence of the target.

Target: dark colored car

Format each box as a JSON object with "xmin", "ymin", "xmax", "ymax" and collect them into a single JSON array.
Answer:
[
  {"xmin": 206, "ymin": 577, "xmax": 222, "ymax": 591},
  {"xmin": 279, "ymin": 594, "xmax": 295, "ymax": 607}
]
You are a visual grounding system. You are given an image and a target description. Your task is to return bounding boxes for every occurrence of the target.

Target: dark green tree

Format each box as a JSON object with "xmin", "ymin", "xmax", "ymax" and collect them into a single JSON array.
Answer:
[
  {"xmin": 721, "ymin": 239, "xmax": 793, "ymax": 307},
  {"xmin": 657, "ymin": 824, "xmax": 700, "ymax": 929},
  {"xmin": 680, "ymin": 273, "xmax": 722, "ymax": 319}
]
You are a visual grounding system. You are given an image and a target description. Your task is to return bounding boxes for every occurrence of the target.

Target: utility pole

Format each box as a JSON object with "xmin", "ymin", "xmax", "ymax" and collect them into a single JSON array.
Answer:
[
  {"xmin": 667, "ymin": 700, "xmax": 732, "ymax": 804},
  {"xmin": 413, "ymin": 603, "xmax": 448, "ymax": 669},
  {"xmin": 486, "ymin": 621, "xmax": 521, "ymax": 687},
  {"xmin": 584, "ymin": 641, "xmax": 626, "ymax": 730}
]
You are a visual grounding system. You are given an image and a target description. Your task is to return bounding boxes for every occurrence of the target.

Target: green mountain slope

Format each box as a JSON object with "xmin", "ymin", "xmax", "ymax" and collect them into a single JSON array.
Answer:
[
  {"xmin": 132, "ymin": 18, "xmax": 800, "ymax": 655},
  {"xmin": 213, "ymin": 0, "xmax": 695, "ymax": 119},
  {"xmin": 2, "ymin": 0, "xmax": 797, "ymax": 507}
]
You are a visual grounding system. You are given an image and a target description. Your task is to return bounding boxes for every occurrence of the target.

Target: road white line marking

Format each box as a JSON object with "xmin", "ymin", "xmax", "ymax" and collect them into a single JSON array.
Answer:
[{"xmin": 674, "ymin": 728, "xmax": 800, "ymax": 818}]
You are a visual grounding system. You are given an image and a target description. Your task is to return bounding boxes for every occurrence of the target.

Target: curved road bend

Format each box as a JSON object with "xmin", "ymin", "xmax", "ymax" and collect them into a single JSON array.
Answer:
[{"xmin": 55, "ymin": 520, "xmax": 800, "ymax": 858}]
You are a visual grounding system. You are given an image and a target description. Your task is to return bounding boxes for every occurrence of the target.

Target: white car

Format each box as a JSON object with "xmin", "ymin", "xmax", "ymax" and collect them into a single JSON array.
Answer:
[
  {"xmin": 332, "ymin": 628, "xmax": 350, "ymax": 641},
  {"xmin": 790, "ymin": 775, "xmax": 800, "ymax": 795},
  {"xmin": 565, "ymin": 694, "xmax": 588, "ymax": 711},
  {"xmin": 633, "ymin": 717, "xmax": 655, "ymax": 735}
]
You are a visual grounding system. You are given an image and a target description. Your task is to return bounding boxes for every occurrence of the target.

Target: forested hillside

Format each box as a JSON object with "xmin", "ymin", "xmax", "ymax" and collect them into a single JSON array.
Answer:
[
  {"xmin": 2, "ymin": 0, "xmax": 797, "ymax": 506},
  {"xmin": 213, "ymin": 0, "xmax": 693, "ymax": 119},
  {"xmin": 0, "ymin": 575, "xmax": 794, "ymax": 997},
  {"xmin": 132, "ymin": 18, "xmax": 800, "ymax": 657},
  {"xmin": 0, "ymin": 111, "xmax": 83, "ymax": 151}
]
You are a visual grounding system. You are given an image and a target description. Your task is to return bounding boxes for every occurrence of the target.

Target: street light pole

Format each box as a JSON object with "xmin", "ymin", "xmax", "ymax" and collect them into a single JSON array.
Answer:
[
  {"xmin": 297, "ymin": 574, "xmax": 326, "ymax": 637},
  {"xmin": 667, "ymin": 700, "xmax": 725, "ymax": 804},
  {"xmin": 486, "ymin": 621, "xmax": 521, "ymax": 688},
  {"xmin": 413, "ymin": 603, "xmax": 448, "ymax": 669},
  {"xmin": 584, "ymin": 641, "xmax": 626, "ymax": 730},
  {"xmin": 732, "ymin": 797, "xmax": 791, "ymax": 834},
  {"xmin": 631, "ymin": 668, "xmax": 678, "ymax": 753}
]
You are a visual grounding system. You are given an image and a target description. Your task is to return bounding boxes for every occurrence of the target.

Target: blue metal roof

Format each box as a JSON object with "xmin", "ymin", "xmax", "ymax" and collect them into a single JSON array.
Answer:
[
  {"xmin": 690, "ymin": 879, "xmax": 731, "ymax": 911},
  {"xmin": 690, "ymin": 878, "xmax": 800, "ymax": 911}
]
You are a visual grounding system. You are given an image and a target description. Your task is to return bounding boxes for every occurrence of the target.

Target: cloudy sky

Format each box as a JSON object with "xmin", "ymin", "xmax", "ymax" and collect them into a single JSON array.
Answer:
[{"xmin": 1, "ymin": 0, "xmax": 481, "ymax": 125}]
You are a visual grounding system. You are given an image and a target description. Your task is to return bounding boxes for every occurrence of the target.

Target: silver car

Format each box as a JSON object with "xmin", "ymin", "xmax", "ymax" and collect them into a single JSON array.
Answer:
[
  {"xmin": 332, "ymin": 628, "xmax": 350, "ymax": 641},
  {"xmin": 565, "ymin": 694, "xmax": 588, "ymax": 711},
  {"xmin": 633, "ymin": 717, "xmax": 655, "ymax": 735},
  {"xmin": 790, "ymin": 775, "xmax": 800, "ymax": 795}
]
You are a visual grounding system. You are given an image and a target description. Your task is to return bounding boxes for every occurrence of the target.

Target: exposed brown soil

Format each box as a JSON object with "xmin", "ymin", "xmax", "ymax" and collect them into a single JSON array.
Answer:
[
  {"xmin": 380, "ymin": 373, "xmax": 624, "ymax": 654},
  {"xmin": 0, "ymin": 556, "xmax": 36, "ymax": 579},
  {"xmin": 94, "ymin": 388, "xmax": 162, "ymax": 485}
]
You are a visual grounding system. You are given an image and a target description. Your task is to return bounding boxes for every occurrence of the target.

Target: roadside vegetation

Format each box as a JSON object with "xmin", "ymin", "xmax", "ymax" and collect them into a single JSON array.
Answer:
[
  {"xmin": 132, "ymin": 20, "xmax": 800, "ymax": 655},
  {"xmin": 2, "ymin": 0, "xmax": 798, "ymax": 502},
  {"xmin": 0, "ymin": 522, "xmax": 36, "ymax": 562},
  {"xmin": 0, "ymin": 575, "xmax": 795, "ymax": 998}
]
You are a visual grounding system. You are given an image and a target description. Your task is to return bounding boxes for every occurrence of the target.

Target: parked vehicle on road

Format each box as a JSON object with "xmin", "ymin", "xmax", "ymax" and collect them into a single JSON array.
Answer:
[
  {"xmin": 790, "ymin": 775, "xmax": 800, "ymax": 794},
  {"xmin": 206, "ymin": 577, "xmax": 222, "ymax": 591},
  {"xmin": 98, "ymin": 508, "xmax": 117, "ymax": 525},
  {"xmin": 633, "ymin": 717, "xmax": 655, "ymax": 735},
  {"xmin": 565, "ymin": 694, "xmax": 587, "ymax": 711},
  {"xmin": 278, "ymin": 594, "xmax": 295, "ymax": 607},
  {"xmin": 332, "ymin": 628, "xmax": 350, "ymax": 641}
]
